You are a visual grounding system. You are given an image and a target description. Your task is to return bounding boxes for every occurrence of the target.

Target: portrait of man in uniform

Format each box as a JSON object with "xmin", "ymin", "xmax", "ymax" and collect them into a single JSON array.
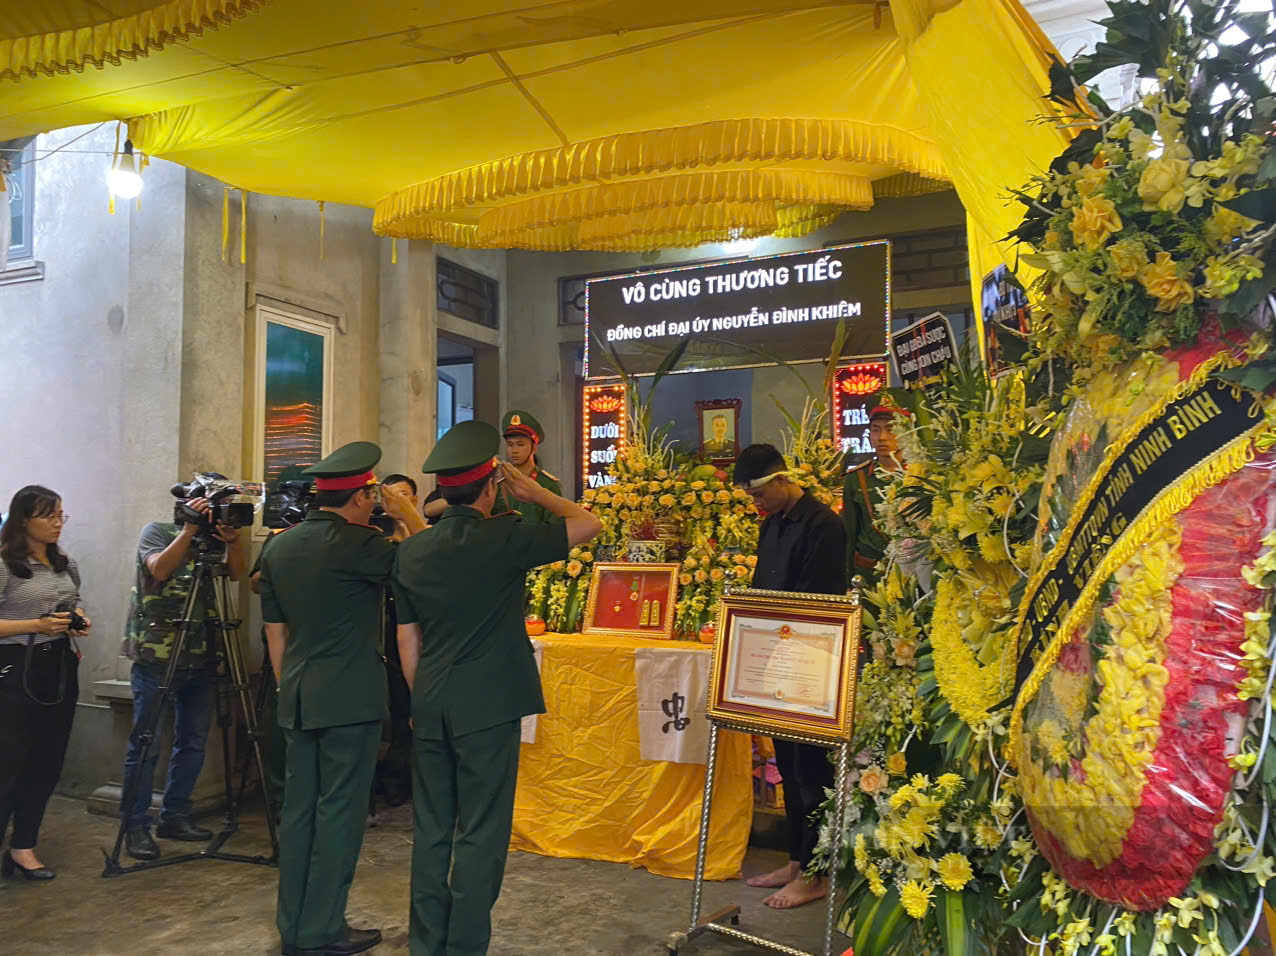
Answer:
[{"xmin": 697, "ymin": 398, "xmax": 741, "ymax": 461}]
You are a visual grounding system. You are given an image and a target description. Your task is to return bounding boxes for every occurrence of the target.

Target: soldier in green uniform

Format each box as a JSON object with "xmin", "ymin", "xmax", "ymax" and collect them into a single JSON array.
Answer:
[
  {"xmin": 258, "ymin": 442, "xmax": 420, "ymax": 956},
  {"xmin": 841, "ymin": 403, "xmax": 907, "ymax": 589},
  {"xmin": 492, "ymin": 409, "xmax": 563, "ymax": 524},
  {"xmin": 393, "ymin": 421, "xmax": 602, "ymax": 956},
  {"xmin": 250, "ymin": 466, "xmax": 313, "ymax": 818}
]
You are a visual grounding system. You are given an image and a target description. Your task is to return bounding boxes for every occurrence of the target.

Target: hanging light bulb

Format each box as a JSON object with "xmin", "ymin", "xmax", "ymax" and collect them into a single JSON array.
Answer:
[{"xmin": 107, "ymin": 139, "xmax": 144, "ymax": 200}]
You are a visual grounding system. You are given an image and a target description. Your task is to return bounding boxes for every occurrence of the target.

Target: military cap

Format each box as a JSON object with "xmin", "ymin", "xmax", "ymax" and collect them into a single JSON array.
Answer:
[
  {"xmin": 303, "ymin": 440, "xmax": 382, "ymax": 491},
  {"xmin": 502, "ymin": 410, "xmax": 545, "ymax": 444},
  {"xmin": 869, "ymin": 403, "xmax": 911, "ymax": 422},
  {"xmin": 423, "ymin": 420, "xmax": 501, "ymax": 487}
]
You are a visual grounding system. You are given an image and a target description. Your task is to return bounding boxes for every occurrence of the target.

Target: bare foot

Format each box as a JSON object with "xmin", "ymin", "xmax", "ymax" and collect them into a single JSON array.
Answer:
[
  {"xmin": 8, "ymin": 848, "xmax": 45, "ymax": 870},
  {"xmin": 746, "ymin": 860, "xmax": 799, "ymax": 888},
  {"xmin": 763, "ymin": 875, "xmax": 827, "ymax": 909}
]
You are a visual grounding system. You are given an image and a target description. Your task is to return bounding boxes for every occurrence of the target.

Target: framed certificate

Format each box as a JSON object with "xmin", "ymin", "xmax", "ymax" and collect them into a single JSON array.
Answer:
[
  {"xmin": 582, "ymin": 562, "xmax": 680, "ymax": 640},
  {"xmin": 707, "ymin": 588, "xmax": 861, "ymax": 741}
]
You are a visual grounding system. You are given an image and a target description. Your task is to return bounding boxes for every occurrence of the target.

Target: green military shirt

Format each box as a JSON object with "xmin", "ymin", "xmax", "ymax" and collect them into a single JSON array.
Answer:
[
  {"xmin": 258, "ymin": 510, "xmax": 396, "ymax": 730},
  {"xmin": 493, "ymin": 465, "xmax": 564, "ymax": 525},
  {"xmin": 842, "ymin": 460, "xmax": 890, "ymax": 588},
  {"xmin": 391, "ymin": 506, "xmax": 568, "ymax": 740}
]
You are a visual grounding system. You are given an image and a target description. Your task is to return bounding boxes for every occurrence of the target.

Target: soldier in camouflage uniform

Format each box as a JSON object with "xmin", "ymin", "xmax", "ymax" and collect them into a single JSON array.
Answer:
[{"xmin": 119, "ymin": 496, "xmax": 245, "ymax": 861}]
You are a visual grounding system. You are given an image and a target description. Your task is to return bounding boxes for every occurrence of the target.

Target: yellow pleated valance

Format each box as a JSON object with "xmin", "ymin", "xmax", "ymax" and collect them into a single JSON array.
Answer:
[
  {"xmin": 372, "ymin": 118, "xmax": 949, "ymax": 251},
  {"xmin": 0, "ymin": 0, "xmax": 265, "ymax": 81}
]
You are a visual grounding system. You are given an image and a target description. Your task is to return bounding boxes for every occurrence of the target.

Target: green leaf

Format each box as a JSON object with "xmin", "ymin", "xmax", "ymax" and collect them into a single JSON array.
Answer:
[
  {"xmin": 853, "ymin": 886, "xmax": 907, "ymax": 956},
  {"xmin": 934, "ymin": 888, "xmax": 968, "ymax": 956},
  {"xmin": 1213, "ymin": 356, "xmax": 1276, "ymax": 394},
  {"xmin": 1219, "ymin": 187, "xmax": 1276, "ymax": 222}
]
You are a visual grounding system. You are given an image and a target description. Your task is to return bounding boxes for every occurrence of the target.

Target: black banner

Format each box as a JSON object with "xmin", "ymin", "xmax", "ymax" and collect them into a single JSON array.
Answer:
[
  {"xmin": 1014, "ymin": 376, "xmax": 1262, "ymax": 692},
  {"xmin": 832, "ymin": 361, "xmax": 887, "ymax": 459},
  {"xmin": 584, "ymin": 241, "xmax": 889, "ymax": 378},
  {"xmin": 891, "ymin": 311, "xmax": 955, "ymax": 389},
  {"xmin": 581, "ymin": 384, "xmax": 626, "ymax": 492}
]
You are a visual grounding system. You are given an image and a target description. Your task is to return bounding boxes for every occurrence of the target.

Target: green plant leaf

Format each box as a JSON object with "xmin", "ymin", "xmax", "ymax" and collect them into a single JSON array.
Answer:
[
  {"xmin": 853, "ymin": 885, "xmax": 910, "ymax": 956},
  {"xmin": 934, "ymin": 888, "xmax": 968, "ymax": 956},
  {"xmin": 1219, "ymin": 187, "xmax": 1276, "ymax": 222}
]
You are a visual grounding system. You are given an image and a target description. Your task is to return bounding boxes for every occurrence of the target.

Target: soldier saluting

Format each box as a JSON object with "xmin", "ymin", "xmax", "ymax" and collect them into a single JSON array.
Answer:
[
  {"xmin": 492, "ymin": 409, "xmax": 563, "ymax": 524},
  {"xmin": 393, "ymin": 421, "xmax": 601, "ymax": 956},
  {"xmin": 258, "ymin": 441, "xmax": 421, "ymax": 956}
]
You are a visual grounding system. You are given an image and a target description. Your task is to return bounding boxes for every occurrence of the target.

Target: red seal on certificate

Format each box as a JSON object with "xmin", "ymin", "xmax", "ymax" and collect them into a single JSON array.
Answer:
[
  {"xmin": 774, "ymin": 689, "xmax": 784, "ymax": 700},
  {"xmin": 778, "ymin": 625, "xmax": 793, "ymax": 640}
]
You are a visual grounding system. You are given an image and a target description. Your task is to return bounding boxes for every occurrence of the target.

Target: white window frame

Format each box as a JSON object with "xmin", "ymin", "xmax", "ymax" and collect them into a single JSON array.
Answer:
[
  {"xmin": 7, "ymin": 142, "xmax": 35, "ymax": 262},
  {"xmin": 252, "ymin": 303, "xmax": 335, "ymax": 537}
]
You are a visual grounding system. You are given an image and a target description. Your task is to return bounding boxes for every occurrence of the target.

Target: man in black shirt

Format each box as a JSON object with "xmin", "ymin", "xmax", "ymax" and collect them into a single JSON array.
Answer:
[{"xmin": 735, "ymin": 444, "xmax": 846, "ymax": 909}]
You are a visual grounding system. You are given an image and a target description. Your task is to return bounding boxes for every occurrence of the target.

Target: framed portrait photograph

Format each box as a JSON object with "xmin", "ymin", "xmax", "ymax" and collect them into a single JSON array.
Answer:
[
  {"xmin": 707, "ymin": 588, "xmax": 861, "ymax": 741},
  {"xmin": 696, "ymin": 398, "xmax": 742, "ymax": 463},
  {"xmin": 582, "ymin": 562, "xmax": 680, "ymax": 640}
]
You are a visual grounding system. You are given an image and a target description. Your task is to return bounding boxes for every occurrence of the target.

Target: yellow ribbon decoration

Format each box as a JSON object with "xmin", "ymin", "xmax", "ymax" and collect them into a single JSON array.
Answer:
[
  {"xmin": 391, "ymin": 237, "xmax": 397, "ymax": 265},
  {"xmin": 109, "ymin": 121, "xmax": 120, "ymax": 215}
]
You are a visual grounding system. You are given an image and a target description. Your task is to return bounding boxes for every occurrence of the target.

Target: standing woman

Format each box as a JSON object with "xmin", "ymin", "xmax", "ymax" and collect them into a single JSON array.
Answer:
[{"xmin": 0, "ymin": 485, "xmax": 91, "ymax": 881}]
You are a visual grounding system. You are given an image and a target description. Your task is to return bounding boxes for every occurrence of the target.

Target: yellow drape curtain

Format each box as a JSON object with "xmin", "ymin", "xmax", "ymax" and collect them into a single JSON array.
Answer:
[
  {"xmin": 512, "ymin": 632, "xmax": 752, "ymax": 881},
  {"xmin": 889, "ymin": 0, "xmax": 1068, "ymax": 350}
]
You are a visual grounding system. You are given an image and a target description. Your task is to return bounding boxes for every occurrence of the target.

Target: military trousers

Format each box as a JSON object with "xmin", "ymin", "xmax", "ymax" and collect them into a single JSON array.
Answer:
[
  {"xmin": 277, "ymin": 720, "xmax": 380, "ymax": 949},
  {"xmin": 410, "ymin": 719, "xmax": 521, "ymax": 956}
]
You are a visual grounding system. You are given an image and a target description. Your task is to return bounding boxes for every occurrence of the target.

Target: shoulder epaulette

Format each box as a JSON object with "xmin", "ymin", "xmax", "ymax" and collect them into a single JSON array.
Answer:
[
  {"xmin": 486, "ymin": 510, "xmax": 520, "ymax": 521},
  {"xmin": 540, "ymin": 470, "xmax": 559, "ymax": 482},
  {"xmin": 845, "ymin": 459, "xmax": 873, "ymax": 476}
]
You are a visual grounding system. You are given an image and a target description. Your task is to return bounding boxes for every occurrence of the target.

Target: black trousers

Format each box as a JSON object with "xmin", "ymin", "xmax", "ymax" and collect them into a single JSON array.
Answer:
[
  {"xmin": 772, "ymin": 739, "xmax": 833, "ymax": 870},
  {"xmin": 0, "ymin": 640, "xmax": 78, "ymax": 850}
]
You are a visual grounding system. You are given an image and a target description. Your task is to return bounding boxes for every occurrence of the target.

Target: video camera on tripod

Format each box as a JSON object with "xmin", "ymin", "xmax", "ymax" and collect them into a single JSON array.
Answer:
[
  {"xmin": 263, "ymin": 471, "xmax": 397, "ymax": 535},
  {"xmin": 171, "ymin": 473, "xmax": 264, "ymax": 541}
]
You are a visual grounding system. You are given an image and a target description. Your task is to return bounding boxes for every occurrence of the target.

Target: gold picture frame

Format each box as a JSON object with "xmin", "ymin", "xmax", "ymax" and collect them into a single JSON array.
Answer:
[
  {"xmin": 582, "ymin": 562, "xmax": 680, "ymax": 640},
  {"xmin": 707, "ymin": 588, "xmax": 861, "ymax": 742}
]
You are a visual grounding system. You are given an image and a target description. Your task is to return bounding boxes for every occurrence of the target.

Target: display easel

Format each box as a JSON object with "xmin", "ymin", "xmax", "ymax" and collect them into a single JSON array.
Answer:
[
  {"xmin": 668, "ymin": 586, "xmax": 860, "ymax": 956},
  {"xmin": 667, "ymin": 720, "xmax": 851, "ymax": 956}
]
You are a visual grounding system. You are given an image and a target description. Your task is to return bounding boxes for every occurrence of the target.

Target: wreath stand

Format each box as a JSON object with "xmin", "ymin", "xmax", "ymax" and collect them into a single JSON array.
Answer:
[{"xmin": 666, "ymin": 718, "xmax": 852, "ymax": 956}]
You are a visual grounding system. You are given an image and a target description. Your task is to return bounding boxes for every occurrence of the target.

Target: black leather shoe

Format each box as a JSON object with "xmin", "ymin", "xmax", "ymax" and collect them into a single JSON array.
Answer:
[
  {"xmin": 299, "ymin": 927, "xmax": 382, "ymax": 955},
  {"xmin": 125, "ymin": 828, "xmax": 160, "ymax": 861},
  {"xmin": 1, "ymin": 850, "xmax": 55, "ymax": 881},
  {"xmin": 156, "ymin": 816, "xmax": 213, "ymax": 841}
]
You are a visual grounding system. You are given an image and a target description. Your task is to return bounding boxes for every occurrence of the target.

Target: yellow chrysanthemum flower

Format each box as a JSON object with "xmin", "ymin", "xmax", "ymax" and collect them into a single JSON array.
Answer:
[
  {"xmin": 935, "ymin": 853, "xmax": 974, "ymax": 891},
  {"xmin": 853, "ymin": 833, "xmax": 868, "ymax": 872},
  {"xmin": 866, "ymin": 864, "xmax": 886, "ymax": 897},
  {"xmin": 899, "ymin": 879, "xmax": 934, "ymax": 919}
]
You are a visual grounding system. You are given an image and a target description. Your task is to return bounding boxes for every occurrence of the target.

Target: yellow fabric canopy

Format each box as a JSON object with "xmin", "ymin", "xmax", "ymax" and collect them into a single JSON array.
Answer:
[{"xmin": 0, "ymin": 0, "xmax": 1067, "ymax": 262}]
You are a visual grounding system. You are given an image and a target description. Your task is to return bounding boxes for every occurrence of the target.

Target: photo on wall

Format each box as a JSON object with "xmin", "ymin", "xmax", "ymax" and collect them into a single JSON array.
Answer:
[{"xmin": 696, "ymin": 398, "xmax": 742, "ymax": 463}]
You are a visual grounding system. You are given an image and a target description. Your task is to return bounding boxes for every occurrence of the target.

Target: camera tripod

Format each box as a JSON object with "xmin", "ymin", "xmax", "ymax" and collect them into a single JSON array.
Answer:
[{"xmin": 102, "ymin": 544, "xmax": 280, "ymax": 877}]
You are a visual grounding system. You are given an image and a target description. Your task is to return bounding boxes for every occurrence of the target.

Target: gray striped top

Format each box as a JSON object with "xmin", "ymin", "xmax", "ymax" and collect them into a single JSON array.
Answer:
[{"xmin": 0, "ymin": 554, "xmax": 82, "ymax": 646}]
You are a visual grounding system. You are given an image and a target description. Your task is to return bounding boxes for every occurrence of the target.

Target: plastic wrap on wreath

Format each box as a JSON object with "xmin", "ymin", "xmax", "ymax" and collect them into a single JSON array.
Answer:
[{"xmin": 1013, "ymin": 331, "xmax": 1276, "ymax": 910}]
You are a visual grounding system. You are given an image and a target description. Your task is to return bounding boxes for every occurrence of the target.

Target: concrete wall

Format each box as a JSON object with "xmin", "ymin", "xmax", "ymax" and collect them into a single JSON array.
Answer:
[
  {"xmin": 0, "ymin": 125, "xmax": 187, "ymax": 794},
  {"xmin": 506, "ymin": 190, "xmax": 969, "ymax": 497},
  {"xmin": 0, "ymin": 127, "xmax": 398, "ymax": 800}
]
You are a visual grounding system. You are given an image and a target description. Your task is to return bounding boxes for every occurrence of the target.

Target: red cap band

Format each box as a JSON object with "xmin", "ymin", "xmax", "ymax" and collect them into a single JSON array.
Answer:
[
  {"xmin": 869, "ymin": 405, "xmax": 910, "ymax": 420},
  {"xmin": 436, "ymin": 458, "xmax": 497, "ymax": 487},
  {"xmin": 313, "ymin": 471, "xmax": 376, "ymax": 491},
  {"xmin": 504, "ymin": 424, "xmax": 539, "ymax": 444}
]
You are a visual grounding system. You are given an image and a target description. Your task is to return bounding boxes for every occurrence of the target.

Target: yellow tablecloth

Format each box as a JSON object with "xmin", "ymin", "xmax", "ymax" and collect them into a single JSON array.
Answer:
[{"xmin": 511, "ymin": 632, "xmax": 752, "ymax": 881}]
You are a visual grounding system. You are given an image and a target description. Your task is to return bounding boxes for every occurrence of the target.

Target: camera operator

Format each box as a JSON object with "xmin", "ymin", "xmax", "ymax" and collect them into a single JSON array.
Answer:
[
  {"xmin": 0, "ymin": 486, "xmax": 91, "ymax": 882},
  {"xmin": 118, "ymin": 488, "xmax": 245, "ymax": 861}
]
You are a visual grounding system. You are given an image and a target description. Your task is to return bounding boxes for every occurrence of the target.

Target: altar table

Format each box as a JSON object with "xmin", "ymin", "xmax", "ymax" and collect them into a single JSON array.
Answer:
[{"xmin": 510, "ymin": 631, "xmax": 753, "ymax": 880}]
